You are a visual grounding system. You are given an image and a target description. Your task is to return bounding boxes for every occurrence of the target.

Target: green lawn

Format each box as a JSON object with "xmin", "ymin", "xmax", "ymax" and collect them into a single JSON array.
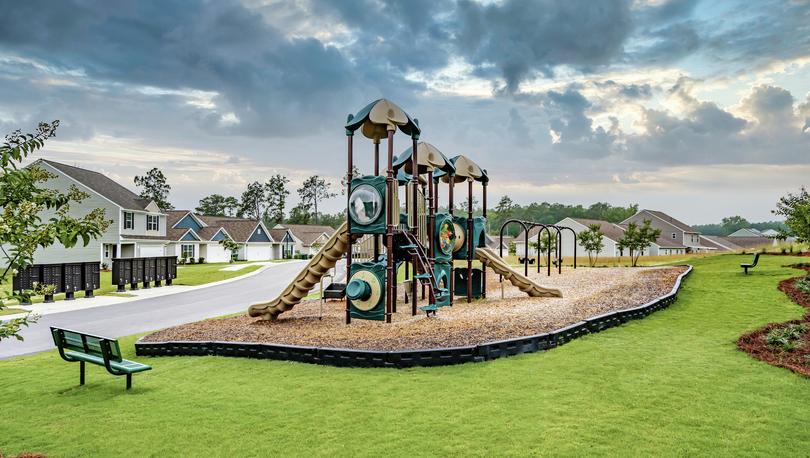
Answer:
[
  {"xmin": 1, "ymin": 254, "xmax": 809, "ymax": 456},
  {"xmin": 1, "ymin": 262, "xmax": 265, "ymax": 306}
]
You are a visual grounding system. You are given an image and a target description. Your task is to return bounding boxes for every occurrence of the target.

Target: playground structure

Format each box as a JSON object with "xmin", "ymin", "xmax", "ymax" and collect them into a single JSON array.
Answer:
[{"xmin": 248, "ymin": 99, "xmax": 562, "ymax": 324}]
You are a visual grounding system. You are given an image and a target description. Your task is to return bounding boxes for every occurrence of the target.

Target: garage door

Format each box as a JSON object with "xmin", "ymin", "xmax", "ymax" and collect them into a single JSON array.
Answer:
[
  {"xmin": 246, "ymin": 244, "xmax": 272, "ymax": 261},
  {"xmin": 139, "ymin": 245, "xmax": 165, "ymax": 257}
]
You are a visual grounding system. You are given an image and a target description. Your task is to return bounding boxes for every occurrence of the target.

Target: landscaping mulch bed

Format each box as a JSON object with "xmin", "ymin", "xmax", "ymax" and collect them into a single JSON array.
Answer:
[
  {"xmin": 144, "ymin": 266, "xmax": 686, "ymax": 351},
  {"xmin": 737, "ymin": 264, "xmax": 810, "ymax": 378}
]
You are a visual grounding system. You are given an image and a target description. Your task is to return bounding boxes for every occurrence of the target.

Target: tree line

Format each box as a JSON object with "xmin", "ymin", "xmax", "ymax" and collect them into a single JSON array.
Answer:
[
  {"xmin": 692, "ymin": 216, "xmax": 787, "ymax": 236},
  {"xmin": 489, "ymin": 196, "xmax": 639, "ymax": 236},
  {"xmin": 133, "ymin": 168, "xmax": 339, "ymax": 227}
]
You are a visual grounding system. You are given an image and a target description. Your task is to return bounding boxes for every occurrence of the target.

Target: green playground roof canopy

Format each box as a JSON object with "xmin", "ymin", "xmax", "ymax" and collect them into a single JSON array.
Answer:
[
  {"xmin": 393, "ymin": 142, "xmax": 455, "ymax": 175},
  {"xmin": 345, "ymin": 99, "xmax": 421, "ymax": 140}
]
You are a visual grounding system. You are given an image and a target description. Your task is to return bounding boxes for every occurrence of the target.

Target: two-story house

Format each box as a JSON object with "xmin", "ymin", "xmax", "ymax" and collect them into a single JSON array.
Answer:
[
  {"xmin": 28, "ymin": 159, "xmax": 169, "ymax": 266},
  {"xmin": 621, "ymin": 209, "xmax": 714, "ymax": 254},
  {"xmin": 23, "ymin": 160, "xmax": 285, "ymax": 266}
]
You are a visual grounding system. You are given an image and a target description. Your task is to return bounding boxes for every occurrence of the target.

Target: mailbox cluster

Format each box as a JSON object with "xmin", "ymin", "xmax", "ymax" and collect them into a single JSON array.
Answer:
[
  {"xmin": 112, "ymin": 256, "xmax": 177, "ymax": 292},
  {"xmin": 12, "ymin": 262, "xmax": 101, "ymax": 303}
]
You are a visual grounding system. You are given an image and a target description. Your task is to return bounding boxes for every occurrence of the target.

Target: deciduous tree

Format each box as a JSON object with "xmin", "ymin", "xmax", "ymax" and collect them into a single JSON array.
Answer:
[
  {"xmin": 1, "ymin": 121, "xmax": 111, "ymax": 341},
  {"xmin": 579, "ymin": 224, "xmax": 605, "ymax": 267},
  {"xmin": 287, "ymin": 202, "xmax": 312, "ymax": 225},
  {"xmin": 618, "ymin": 219, "xmax": 662, "ymax": 266},
  {"xmin": 773, "ymin": 187, "xmax": 810, "ymax": 244},
  {"xmin": 134, "ymin": 167, "xmax": 172, "ymax": 210},
  {"xmin": 196, "ymin": 194, "xmax": 239, "ymax": 216}
]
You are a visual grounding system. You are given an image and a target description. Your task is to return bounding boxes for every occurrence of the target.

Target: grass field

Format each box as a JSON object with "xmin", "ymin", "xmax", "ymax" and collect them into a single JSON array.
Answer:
[
  {"xmin": 1, "ymin": 254, "xmax": 809, "ymax": 456},
  {"xmin": 0, "ymin": 261, "xmax": 265, "ymax": 306}
]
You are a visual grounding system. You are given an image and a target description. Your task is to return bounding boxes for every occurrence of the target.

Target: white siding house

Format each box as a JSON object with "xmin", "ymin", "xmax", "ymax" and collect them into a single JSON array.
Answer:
[{"xmin": 25, "ymin": 160, "xmax": 168, "ymax": 266}]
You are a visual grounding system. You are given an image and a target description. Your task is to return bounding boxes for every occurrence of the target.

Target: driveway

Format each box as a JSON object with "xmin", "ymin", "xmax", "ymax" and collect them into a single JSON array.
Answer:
[{"xmin": 0, "ymin": 260, "xmax": 336, "ymax": 359}]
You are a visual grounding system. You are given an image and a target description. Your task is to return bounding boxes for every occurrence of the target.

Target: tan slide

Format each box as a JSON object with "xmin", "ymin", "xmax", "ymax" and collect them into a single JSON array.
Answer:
[
  {"xmin": 249, "ymin": 221, "xmax": 351, "ymax": 320},
  {"xmin": 475, "ymin": 247, "xmax": 562, "ymax": 298}
]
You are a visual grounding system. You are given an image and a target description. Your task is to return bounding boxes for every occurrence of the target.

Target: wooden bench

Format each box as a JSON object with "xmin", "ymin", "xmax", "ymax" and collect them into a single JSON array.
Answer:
[
  {"xmin": 50, "ymin": 327, "xmax": 152, "ymax": 390},
  {"xmin": 741, "ymin": 253, "xmax": 761, "ymax": 275}
]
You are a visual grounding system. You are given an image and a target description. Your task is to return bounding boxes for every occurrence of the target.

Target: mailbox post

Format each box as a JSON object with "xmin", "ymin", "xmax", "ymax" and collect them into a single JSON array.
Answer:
[{"xmin": 83, "ymin": 262, "xmax": 100, "ymax": 297}]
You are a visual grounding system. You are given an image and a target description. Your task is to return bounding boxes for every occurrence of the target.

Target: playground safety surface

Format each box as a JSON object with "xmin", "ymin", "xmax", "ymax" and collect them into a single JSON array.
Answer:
[{"xmin": 143, "ymin": 266, "xmax": 687, "ymax": 351}]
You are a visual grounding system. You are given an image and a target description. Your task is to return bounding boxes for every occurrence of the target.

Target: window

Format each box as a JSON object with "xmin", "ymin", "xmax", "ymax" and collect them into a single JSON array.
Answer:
[
  {"xmin": 104, "ymin": 245, "xmax": 110, "ymax": 258},
  {"xmin": 671, "ymin": 233, "xmax": 676, "ymax": 239},
  {"xmin": 181, "ymin": 244, "xmax": 195, "ymax": 259},
  {"xmin": 147, "ymin": 215, "xmax": 159, "ymax": 231},
  {"xmin": 123, "ymin": 212, "xmax": 134, "ymax": 230},
  {"xmin": 257, "ymin": 227, "xmax": 262, "ymax": 234}
]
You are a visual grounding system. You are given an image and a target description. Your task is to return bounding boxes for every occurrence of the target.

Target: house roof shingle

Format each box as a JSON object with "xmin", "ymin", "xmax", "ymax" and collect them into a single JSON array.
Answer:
[
  {"xmin": 277, "ymin": 224, "xmax": 336, "ymax": 246},
  {"xmin": 166, "ymin": 210, "xmax": 270, "ymax": 243},
  {"xmin": 637, "ymin": 209, "xmax": 697, "ymax": 233},
  {"xmin": 40, "ymin": 159, "xmax": 154, "ymax": 211}
]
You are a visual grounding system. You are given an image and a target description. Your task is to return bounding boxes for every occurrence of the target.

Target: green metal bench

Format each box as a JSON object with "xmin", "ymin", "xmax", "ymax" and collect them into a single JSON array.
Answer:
[
  {"xmin": 50, "ymin": 327, "xmax": 151, "ymax": 390},
  {"xmin": 740, "ymin": 253, "xmax": 761, "ymax": 275}
]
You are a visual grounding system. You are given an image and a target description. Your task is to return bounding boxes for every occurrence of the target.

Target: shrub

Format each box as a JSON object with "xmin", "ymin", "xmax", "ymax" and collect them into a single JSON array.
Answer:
[
  {"xmin": 178, "ymin": 257, "xmax": 186, "ymax": 265},
  {"xmin": 188, "ymin": 258, "xmax": 196, "ymax": 264},
  {"xmin": 765, "ymin": 324, "xmax": 806, "ymax": 352},
  {"xmin": 101, "ymin": 262, "xmax": 109, "ymax": 270},
  {"xmin": 796, "ymin": 278, "xmax": 810, "ymax": 294},
  {"xmin": 198, "ymin": 257, "xmax": 205, "ymax": 264}
]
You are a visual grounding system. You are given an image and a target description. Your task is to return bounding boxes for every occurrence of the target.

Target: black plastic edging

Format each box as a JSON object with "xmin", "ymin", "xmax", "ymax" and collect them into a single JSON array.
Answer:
[{"xmin": 135, "ymin": 265, "xmax": 693, "ymax": 368}]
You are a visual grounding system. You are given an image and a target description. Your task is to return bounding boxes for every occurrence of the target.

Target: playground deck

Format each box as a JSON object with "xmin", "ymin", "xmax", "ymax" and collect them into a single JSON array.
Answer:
[{"xmin": 143, "ymin": 266, "xmax": 686, "ymax": 351}]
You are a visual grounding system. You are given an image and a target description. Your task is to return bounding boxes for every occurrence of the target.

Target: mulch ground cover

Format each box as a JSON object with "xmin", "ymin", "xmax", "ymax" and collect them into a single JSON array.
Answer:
[
  {"xmin": 737, "ymin": 264, "xmax": 810, "ymax": 377},
  {"xmin": 144, "ymin": 266, "xmax": 686, "ymax": 351}
]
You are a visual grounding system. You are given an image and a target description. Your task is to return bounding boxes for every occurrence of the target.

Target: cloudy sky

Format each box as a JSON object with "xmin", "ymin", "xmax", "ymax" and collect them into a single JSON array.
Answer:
[{"xmin": 1, "ymin": 0, "xmax": 809, "ymax": 224}]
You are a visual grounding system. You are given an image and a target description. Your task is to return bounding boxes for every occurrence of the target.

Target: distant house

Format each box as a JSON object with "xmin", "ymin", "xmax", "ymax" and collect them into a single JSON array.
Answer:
[
  {"xmin": 166, "ymin": 211, "xmax": 280, "ymax": 262},
  {"xmin": 710, "ymin": 227, "xmax": 790, "ymax": 250},
  {"xmin": 728, "ymin": 228, "xmax": 763, "ymax": 237},
  {"xmin": 17, "ymin": 160, "xmax": 283, "ymax": 265},
  {"xmin": 24, "ymin": 159, "xmax": 168, "ymax": 266},
  {"xmin": 554, "ymin": 218, "xmax": 629, "ymax": 259},
  {"xmin": 621, "ymin": 209, "xmax": 715, "ymax": 254},
  {"xmin": 272, "ymin": 224, "xmax": 337, "ymax": 257},
  {"xmin": 485, "ymin": 234, "xmax": 513, "ymax": 253}
]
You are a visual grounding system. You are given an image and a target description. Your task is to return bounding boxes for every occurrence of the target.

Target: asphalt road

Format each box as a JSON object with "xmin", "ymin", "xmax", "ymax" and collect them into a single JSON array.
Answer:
[{"xmin": 0, "ymin": 260, "xmax": 320, "ymax": 359}]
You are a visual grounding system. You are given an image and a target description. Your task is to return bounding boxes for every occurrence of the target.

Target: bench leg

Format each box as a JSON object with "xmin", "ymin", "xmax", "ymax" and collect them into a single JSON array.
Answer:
[
  {"xmin": 744, "ymin": 267, "xmax": 748, "ymax": 275},
  {"xmin": 80, "ymin": 361, "xmax": 85, "ymax": 385},
  {"xmin": 126, "ymin": 373, "xmax": 132, "ymax": 390}
]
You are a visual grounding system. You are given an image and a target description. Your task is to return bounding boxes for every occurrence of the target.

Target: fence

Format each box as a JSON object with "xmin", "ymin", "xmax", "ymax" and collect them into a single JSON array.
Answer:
[
  {"xmin": 12, "ymin": 262, "xmax": 101, "ymax": 303},
  {"xmin": 112, "ymin": 256, "xmax": 177, "ymax": 292}
]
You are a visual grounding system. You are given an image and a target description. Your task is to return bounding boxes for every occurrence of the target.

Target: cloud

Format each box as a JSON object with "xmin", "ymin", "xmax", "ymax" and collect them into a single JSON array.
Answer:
[
  {"xmin": 739, "ymin": 85, "xmax": 797, "ymax": 130},
  {"xmin": 0, "ymin": 0, "xmax": 388, "ymax": 137},
  {"xmin": 701, "ymin": 1, "xmax": 810, "ymax": 73},
  {"xmin": 454, "ymin": 0, "xmax": 633, "ymax": 92}
]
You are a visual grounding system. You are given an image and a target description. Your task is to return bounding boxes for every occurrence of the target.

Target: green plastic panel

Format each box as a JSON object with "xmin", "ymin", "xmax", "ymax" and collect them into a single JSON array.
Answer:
[
  {"xmin": 349, "ymin": 175, "xmax": 386, "ymax": 234},
  {"xmin": 348, "ymin": 261, "xmax": 386, "ymax": 321},
  {"xmin": 454, "ymin": 267, "xmax": 484, "ymax": 298},
  {"xmin": 434, "ymin": 262, "xmax": 452, "ymax": 307}
]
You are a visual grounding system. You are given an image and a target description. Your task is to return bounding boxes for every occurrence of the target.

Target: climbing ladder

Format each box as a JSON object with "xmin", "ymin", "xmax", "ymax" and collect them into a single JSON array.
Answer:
[{"xmin": 396, "ymin": 230, "xmax": 449, "ymax": 316}]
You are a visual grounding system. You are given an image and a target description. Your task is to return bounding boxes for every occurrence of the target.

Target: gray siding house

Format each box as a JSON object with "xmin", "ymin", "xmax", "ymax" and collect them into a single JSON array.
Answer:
[
  {"xmin": 621, "ymin": 209, "xmax": 713, "ymax": 254},
  {"xmin": 27, "ymin": 159, "xmax": 168, "ymax": 266}
]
